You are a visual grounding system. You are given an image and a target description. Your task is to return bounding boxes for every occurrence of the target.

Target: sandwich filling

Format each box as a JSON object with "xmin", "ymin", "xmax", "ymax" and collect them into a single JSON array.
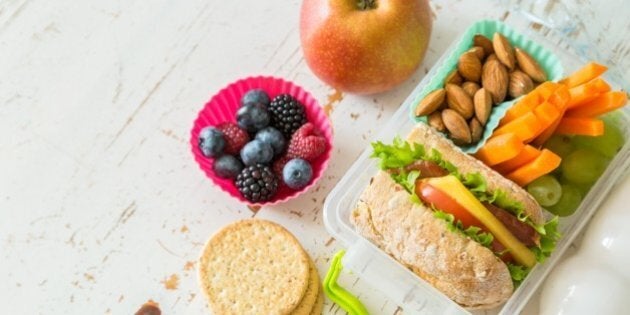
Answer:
[{"xmin": 372, "ymin": 137, "xmax": 560, "ymax": 284}]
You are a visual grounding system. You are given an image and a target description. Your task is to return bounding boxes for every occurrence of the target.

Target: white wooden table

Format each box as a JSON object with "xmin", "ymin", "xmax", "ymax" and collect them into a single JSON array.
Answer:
[{"xmin": 1, "ymin": 0, "xmax": 628, "ymax": 314}]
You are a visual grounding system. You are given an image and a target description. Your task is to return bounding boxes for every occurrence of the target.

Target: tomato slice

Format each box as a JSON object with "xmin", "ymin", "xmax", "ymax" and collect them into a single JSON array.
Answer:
[
  {"xmin": 416, "ymin": 181, "xmax": 486, "ymax": 230},
  {"xmin": 417, "ymin": 180, "xmax": 515, "ymax": 264}
]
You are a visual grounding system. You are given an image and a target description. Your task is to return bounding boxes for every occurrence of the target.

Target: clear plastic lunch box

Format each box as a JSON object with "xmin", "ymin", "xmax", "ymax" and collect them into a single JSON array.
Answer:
[{"xmin": 323, "ymin": 3, "xmax": 630, "ymax": 314}]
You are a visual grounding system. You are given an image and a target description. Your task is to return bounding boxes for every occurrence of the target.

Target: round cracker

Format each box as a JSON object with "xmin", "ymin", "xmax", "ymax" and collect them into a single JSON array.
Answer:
[
  {"xmin": 198, "ymin": 219, "xmax": 310, "ymax": 315},
  {"xmin": 291, "ymin": 258, "xmax": 320, "ymax": 315},
  {"xmin": 309, "ymin": 289, "xmax": 324, "ymax": 315}
]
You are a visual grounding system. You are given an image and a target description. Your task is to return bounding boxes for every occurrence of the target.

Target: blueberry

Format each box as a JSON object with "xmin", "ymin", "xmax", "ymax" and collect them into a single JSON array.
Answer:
[
  {"xmin": 241, "ymin": 89, "xmax": 270, "ymax": 106},
  {"xmin": 240, "ymin": 139, "xmax": 273, "ymax": 166},
  {"xmin": 236, "ymin": 103, "xmax": 270, "ymax": 132},
  {"xmin": 255, "ymin": 127, "xmax": 286, "ymax": 156},
  {"xmin": 213, "ymin": 155, "xmax": 244, "ymax": 179},
  {"xmin": 282, "ymin": 158, "xmax": 313, "ymax": 189},
  {"xmin": 198, "ymin": 127, "xmax": 225, "ymax": 157}
]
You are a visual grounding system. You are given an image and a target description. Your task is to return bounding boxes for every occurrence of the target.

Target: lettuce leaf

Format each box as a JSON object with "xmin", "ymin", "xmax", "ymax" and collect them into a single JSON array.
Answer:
[
  {"xmin": 532, "ymin": 216, "xmax": 560, "ymax": 263},
  {"xmin": 433, "ymin": 211, "xmax": 494, "ymax": 247},
  {"xmin": 507, "ymin": 263, "xmax": 529, "ymax": 286}
]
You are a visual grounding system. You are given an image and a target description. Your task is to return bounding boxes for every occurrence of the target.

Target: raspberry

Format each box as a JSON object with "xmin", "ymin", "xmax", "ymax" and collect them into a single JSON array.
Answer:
[
  {"xmin": 287, "ymin": 123, "xmax": 326, "ymax": 162},
  {"xmin": 273, "ymin": 155, "xmax": 292, "ymax": 177},
  {"xmin": 217, "ymin": 122, "xmax": 249, "ymax": 155}
]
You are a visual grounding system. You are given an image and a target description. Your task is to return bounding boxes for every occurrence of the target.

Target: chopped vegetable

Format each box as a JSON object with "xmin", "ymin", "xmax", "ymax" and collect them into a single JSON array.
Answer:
[
  {"xmin": 555, "ymin": 117, "xmax": 604, "ymax": 136},
  {"xmin": 494, "ymin": 145, "xmax": 542, "ymax": 175},
  {"xmin": 493, "ymin": 112, "xmax": 542, "ymax": 142},
  {"xmin": 565, "ymin": 91, "xmax": 628, "ymax": 118},
  {"xmin": 500, "ymin": 93, "xmax": 541, "ymax": 125},
  {"xmin": 475, "ymin": 133, "xmax": 524, "ymax": 166},
  {"xmin": 417, "ymin": 181, "xmax": 486, "ymax": 229},
  {"xmin": 506, "ymin": 149, "xmax": 561, "ymax": 186},
  {"xmin": 566, "ymin": 78, "xmax": 611, "ymax": 108},
  {"xmin": 559, "ymin": 62, "xmax": 608, "ymax": 88}
]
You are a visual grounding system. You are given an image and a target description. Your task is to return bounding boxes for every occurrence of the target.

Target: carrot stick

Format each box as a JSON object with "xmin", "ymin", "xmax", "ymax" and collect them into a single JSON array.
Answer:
[
  {"xmin": 494, "ymin": 145, "xmax": 542, "ymax": 175},
  {"xmin": 536, "ymin": 81, "xmax": 562, "ymax": 100},
  {"xmin": 565, "ymin": 91, "xmax": 628, "ymax": 118},
  {"xmin": 567, "ymin": 78, "xmax": 611, "ymax": 109},
  {"xmin": 500, "ymin": 96, "xmax": 539, "ymax": 126},
  {"xmin": 559, "ymin": 62, "xmax": 608, "ymax": 88},
  {"xmin": 547, "ymin": 84, "xmax": 571, "ymax": 110},
  {"xmin": 555, "ymin": 117, "xmax": 604, "ymax": 136},
  {"xmin": 493, "ymin": 112, "xmax": 542, "ymax": 142},
  {"xmin": 474, "ymin": 133, "xmax": 525, "ymax": 166},
  {"xmin": 506, "ymin": 149, "xmax": 561, "ymax": 186},
  {"xmin": 530, "ymin": 101, "xmax": 561, "ymax": 141}
]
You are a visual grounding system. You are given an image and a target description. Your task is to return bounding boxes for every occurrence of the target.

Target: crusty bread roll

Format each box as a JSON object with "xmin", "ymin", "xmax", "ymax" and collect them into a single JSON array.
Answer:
[
  {"xmin": 350, "ymin": 124, "xmax": 544, "ymax": 309},
  {"xmin": 352, "ymin": 171, "xmax": 513, "ymax": 309}
]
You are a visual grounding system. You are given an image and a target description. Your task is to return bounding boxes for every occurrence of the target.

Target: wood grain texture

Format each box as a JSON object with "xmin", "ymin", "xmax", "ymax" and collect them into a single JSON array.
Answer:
[{"xmin": 0, "ymin": 0, "xmax": 627, "ymax": 314}]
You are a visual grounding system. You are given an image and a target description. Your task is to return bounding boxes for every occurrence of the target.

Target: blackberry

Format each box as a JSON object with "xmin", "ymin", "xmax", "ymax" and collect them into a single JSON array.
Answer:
[
  {"xmin": 235, "ymin": 164, "xmax": 279, "ymax": 202},
  {"xmin": 268, "ymin": 94, "xmax": 307, "ymax": 138}
]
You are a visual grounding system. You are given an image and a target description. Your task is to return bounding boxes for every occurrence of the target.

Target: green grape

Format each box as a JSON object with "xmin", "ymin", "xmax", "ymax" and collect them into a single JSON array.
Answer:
[
  {"xmin": 544, "ymin": 134, "xmax": 575, "ymax": 158},
  {"xmin": 561, "ymin": 149, "xmax": 609, "ymax": 184},
  {"xmin": 547, "ymin": 184, "xmax": 583, "ymax": 217},
  {"xmin": 572, "ymin": 118, "xmax": 625, "ymax": 158},
  {"xmin": 527, "ymin": 175, "xmax": 562, "ymax": 207}
]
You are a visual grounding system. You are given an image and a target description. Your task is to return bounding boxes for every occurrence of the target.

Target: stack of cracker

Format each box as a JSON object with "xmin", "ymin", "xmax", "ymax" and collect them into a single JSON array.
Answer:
[{"xmin": 199, "ymin": 219, "xmax": 323, "ymax": 315}]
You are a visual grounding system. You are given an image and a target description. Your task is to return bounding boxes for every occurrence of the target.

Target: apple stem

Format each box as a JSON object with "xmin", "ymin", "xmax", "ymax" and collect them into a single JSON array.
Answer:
[{"xmin": 357, "ymin": 0, "xmax": 377, "ymax": 10}]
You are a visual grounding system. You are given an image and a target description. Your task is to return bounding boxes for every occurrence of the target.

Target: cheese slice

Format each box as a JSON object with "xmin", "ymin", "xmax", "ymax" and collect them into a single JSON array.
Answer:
[{"xmin": 426, "ymin": 175, "xmax": 537, "ymax": 268}]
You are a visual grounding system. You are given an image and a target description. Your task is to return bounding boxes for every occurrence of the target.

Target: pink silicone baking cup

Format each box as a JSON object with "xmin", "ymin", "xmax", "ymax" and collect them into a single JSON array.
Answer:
[{"xmin": 190, "ymin": 76, "xmax": 333, "ymax": 206}]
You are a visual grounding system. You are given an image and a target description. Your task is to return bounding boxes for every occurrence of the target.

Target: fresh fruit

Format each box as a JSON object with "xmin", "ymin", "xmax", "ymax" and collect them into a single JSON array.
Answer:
[
  {"xmin": 217, "ymin": 122, "xmax": 250, "ymax": 155},
  {"xmin": 287, "ymin": 123, "xmax": 327, "ymax": 162},
  {"xmin": 547, "ymin": 184, "xmax": 582, "ymax": 216},
  {"xmin": 527, "ymin": 175, "xmax": 562, "ymax": 207},
  {"xmin": 544, "ymin": 134, "xmax": 574, "ymax": 158},
  {"xmin": 235, "ymin": 164, "xmax": 279, "ymax": 202},
  {"xmin": 272, "ymin": 155, "xmax": 292, "ymax": 177},
  {"xmin": 240, "ymin": 140, "xmax": 274, "ymax": 166},
  {"xmin": 268, "ymin": 94, "xmax": 307, "ymax": 138},
  {"xmin": 573, "ymin": 117, "xmax": 624, "ymax": 158},
  {"xmin": 559, "ymin": 62, "xmax": 607, "ymax": 88},
  {"xmin": 198, "ymin": 127, "xmax": 225, "ymax": 158},
  {"xmin": 237, "ymin": 103, "xmax": 270, "ymax": 132},
  {"xmin": 255, "ymin": 127, "xmax": 286, "ymax": 156},
  {"xmin": 241, "ymin": 89, "xmax": 270, "ymax": 106},
  {"xmin": 213, "ymin": 155, "xmax": 244, "ymax": 179},
  {"xmin": 561, "ymin": 149, "xmax": 608, "ymax": 185},
  {"xmin": 282, "ymin": 158, "xmax": 313, "ymax": 189},
  {"xmin": 299, "ymin": 0, "xmax": 432, "ymax": 94},
  {"xmin": 494, "ymin": 145, "xmax": 542, "ymax": 175},
  {"xmin": 555, "ymin": 117, "xmax": 604, "ymax": 136},
  {"xmin": 565, "ymin": 91, "xmax": 628, "ymax": 118}
]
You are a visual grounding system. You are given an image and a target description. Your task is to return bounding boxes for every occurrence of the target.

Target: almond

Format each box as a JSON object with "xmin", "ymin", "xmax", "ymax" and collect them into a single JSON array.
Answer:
[
  {"xmin": 462, "ymin": 81, "xmax": 480, "ymax": 97},
  {"xmin": 468, "ymin": 46, "xmax": 485, "ymax": 61},
  {"xmin": 442, "ymin": 109, "xmax": 472, "ymax": 144},
  {"xmin": 473, "ymin": 88, "xmax": 492, "ymax": 125},
  {"xmin": 445, "ymin": 83, "xmax": 474, "ymax": 119},
  {"xmin": 492, "ymin": 32, "xmax": 516, "ymax": 70},
  {"xmin": 428, "ymin": 111, "xmax": 446, "ymax": 132},
  {"xmin": 486, "ymin": 53, "xmax": 498, "ymax": 63},
  {"xmin": 414, "ymin": 88, "xmax": 445, "ymax": 116},
  {"xmin": 473, "ymin": 34, "xmax": 494, "ymax": 56},
  {"xmin": 458, "ymin": 51, "xmax": 482, "ymax": 82},
  {"xmin": 470, "ymin": 117, "xmax": 483, "ymax": 143},
  {"xmin": 515, "ymin": 47, "xmax": 547, "ymax": 83},
  {"xmin": 482, "ymin": 59, "xmax": 509, "ymax": 104},
  {"xmin": 509, "ymin": 70, "xmax": 534, "ymax": 98},
  {"xmin": 445, "ymin": 69, "xmax": 463, "ymax": 85}
]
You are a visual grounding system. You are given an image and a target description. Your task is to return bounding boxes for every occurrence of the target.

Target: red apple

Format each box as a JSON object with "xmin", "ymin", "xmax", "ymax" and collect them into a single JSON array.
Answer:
[{"xmin": 300, "ymin": 0, "xmax": 432, "ymax": 94}]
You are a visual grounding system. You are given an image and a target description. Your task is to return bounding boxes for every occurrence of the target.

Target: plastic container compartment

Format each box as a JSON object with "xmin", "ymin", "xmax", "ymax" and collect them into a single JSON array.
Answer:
[{"xmin": 323, "ymin": 13, "xmax": 630, "ymax": 315}]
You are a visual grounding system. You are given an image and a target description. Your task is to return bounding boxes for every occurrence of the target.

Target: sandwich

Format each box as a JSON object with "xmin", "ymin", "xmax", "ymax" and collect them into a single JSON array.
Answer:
[{"xmin": 350, "ymin": 123, "xmax": 560, "ymax": 309}]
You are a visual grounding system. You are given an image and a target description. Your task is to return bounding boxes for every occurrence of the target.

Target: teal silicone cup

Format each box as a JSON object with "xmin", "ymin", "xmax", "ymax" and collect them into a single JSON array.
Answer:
[{"xmin": 409, "ymin": 19, "xmax": 564, "ymax": 153}]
